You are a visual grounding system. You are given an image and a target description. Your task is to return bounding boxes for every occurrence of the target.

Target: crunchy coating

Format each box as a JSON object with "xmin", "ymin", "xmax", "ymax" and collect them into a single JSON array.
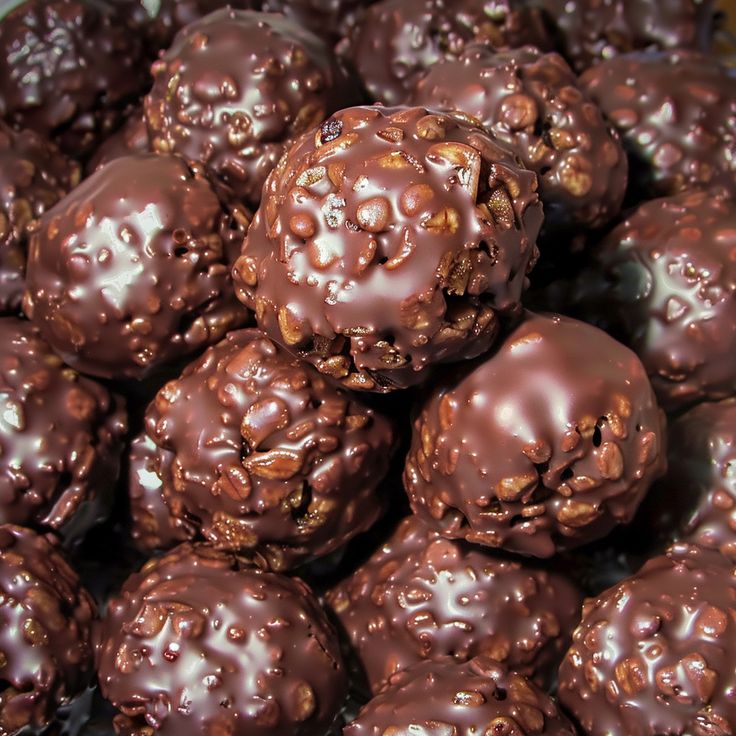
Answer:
[{"xmin": 87, "ymin": 112, "xmax": 150, "ymax": 174}]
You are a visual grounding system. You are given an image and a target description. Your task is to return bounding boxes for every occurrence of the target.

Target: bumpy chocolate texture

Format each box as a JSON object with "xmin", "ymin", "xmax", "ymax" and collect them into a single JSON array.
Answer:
[
  {"xmin": 0, "ymin": 525, "xmax": 96, "ymax": 735},
  {"xmin": 145, "ymin": 8, "xmax": 353, "ymax": 207},
  {"xmin": 580, "ymin": 50, "xmax": 736, "ymax": 199},
  {"xmin": 539, "ymin": 0, "xmax": 716, "ymax": 73},
  {"xmin": 87, "ymin": 112, "xmax": 150, "ymax": 174},
  {"xmin": 345, "ymin": 657, "xmax": 576, "ymax": 736},
  {"xmin": 97, "ymin": 543, "xmax": 347, "ymax": 736},
  {"xmin": 130, "ymin": 328, "xmax": 394, "ymax": 570},
  {"xmin": 559, "ymin": 543, "xmax": 736, "ymax": 736},
  {"xmin": 0, "ymin": 122, "xmax": 79, "ymax": 315},
  {"xmin": 404, "ymin": 311, "xmax": 666, "ymax": 557},
  {"xmin": 0, "ymin": 317, "xmax": 126, "ymax": 544},
  {"xmin": 326, "ymin": 515, "xmax": 582, "ymax": 693},
  {"xmin": 235, "ymin": 106, "xmax": 543, "ymax": 393},
  {"xmin": 23, "ymin": 153, "xmax": 250, "ymax": 381},
  {"xmin": 565, "ymin": 188, "xmax": 736, "ymax": 412},
  {"xmin": 0, "ymin": 0, "xmax": 147, "ymax": 156},
  {"xmin": 260, "ymin": 0, "xmax": 372, "ymax": 44}
]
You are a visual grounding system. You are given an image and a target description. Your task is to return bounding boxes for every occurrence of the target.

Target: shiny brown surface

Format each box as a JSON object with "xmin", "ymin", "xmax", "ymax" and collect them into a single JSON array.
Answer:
[{"xmin": 87, "ymin": 113, "xmax": 150, "ymax": 175}]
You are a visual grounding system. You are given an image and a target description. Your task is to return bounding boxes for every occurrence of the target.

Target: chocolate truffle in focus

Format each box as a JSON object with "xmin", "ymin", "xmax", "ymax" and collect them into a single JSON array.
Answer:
[
  {"xmin": 144, "ymin": 8, "xmax": 353, "ymax": 206},
  {"xmin": 24, "ymin": 153, "xmax": 250, "ymax": 381},
  {"xmin": 559, "ymin": 543, "xmax": 736, "ymax": 736},
  {"xmin": 235, "ymin": 106, "xmax": 543, "ymax": 393},
  {"xmin": 326, "ymin": 515, "xmax": 582, "ymax": 693},
  {"xmin": 0, "ymin": 525, "xmax": 96, "ymax": 735},
  {"xmin": 87, "ymin": 112, "xmax": 150, "ymax": 174},
  {"xmin": 97, "ymin": 543, "xmax": 347, "ymax": 736},
  {"xmin": 404, "ymin": 311, "xmax": 666, "ymax": 558}
]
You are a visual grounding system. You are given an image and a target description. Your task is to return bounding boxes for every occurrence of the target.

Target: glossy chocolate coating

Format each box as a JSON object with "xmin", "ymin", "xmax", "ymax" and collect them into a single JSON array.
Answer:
[
  {"xmin": 565, "ymin": 188, "xmax": 736, "ymax": 412},
  {"xmin": 24, "ymin": 153, "xmax": 250, "ymax": 381},
  {"xmin": 404, "ymin": 311, "xmax": 666, "ymax": 557},
  {"xmin": 0, "ymin": 122, "xmax": 79, "ymax": 315},
  {"xmin": 235, "ymin": 106, "xmax": 543, "ymax": 393},
  {"xmin": 0, "ymin": 317, "xmax": 126, "ymax": 545},
  {"xmin": 345, "ymin": 656, "xmax": 576, "ymax": 736},
  {"xmin": 97, "ymin": 543, "xmax": 347, "ymax": 736},
  {"xmin": 145, "ymin": 8, "xmax": 353, "ymax": 206},
  {"xmin": 0, "ymin": 525, "xmax": 96, "ymax": 735},
  {"xmin": 559, "ymin": 543, "xmax": 736, "ymax": 736},
  {"xmin": 87, "ymin": 112, "xmax": 150, "ymax": 174},
  {"xmin": 409, "ymin": 45, "xmax": 627, "ymax": 238},
  {"xmin": 326, "ymin": 515, "xmax": 582, "ymax": 693},
  {"xmin": 132, "ymin": 328, "xmax": 394, "ymax": 569},
  {"xmin": 580, "ymin": 50, "xmax": 736, "ymax": 199},
  {"xmin": 0, "ymin": 0, "xmax": 147, "ymax": 156}
]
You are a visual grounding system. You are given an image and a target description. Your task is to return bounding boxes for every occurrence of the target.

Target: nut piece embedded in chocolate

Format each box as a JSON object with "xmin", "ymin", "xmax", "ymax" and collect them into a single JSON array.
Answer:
[
  {"xmin": 235, "ymin": 106, "xmax": 543, "ymax": 393},
  {"xmin": 24, "ymin": 153, "xmax": 250, "ymax": 381},
  {"xmin": 559, "ymin": 543, "xmax": 736, "ymax": 736},
  {"xmin": 345, "ymin": 656, "xmax": 576, "ymax": 736},
  {"xmin": 404, "ymin": 311, "xmax": 667, "ymax": 557},
  {"xmin": 130, "ymin": 328, "xmax": 394, "ymax": 570},
  {"xmin": 87, "ymin": 111, "xmax": 150, "ymax": 174},
  {"xmin": 326, "ymin": 515, "xmax": 582, "ymax": 693},
  {"xmin": 580, "ymin": 50, "xmax": 736, "ymax": 199},
  {"xmin": 97, "ymin": 543, "xmax": 348, "ymax": 736},
  {"xmin": 0, "ymin": 525, "xmax": 97, "ymax": 735},
  {"xmin": 144, "ymin": 8, "xmax": 354, "ymax": 206}
]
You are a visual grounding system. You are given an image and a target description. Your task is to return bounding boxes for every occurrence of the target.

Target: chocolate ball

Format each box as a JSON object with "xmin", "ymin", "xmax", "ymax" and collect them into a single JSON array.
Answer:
[
  {"xmin": 580, "ymin": 50, "xmax": 736, "ymax": 200},
  {"xmin": 0, "ymin": 122, "xmax": 80, "ymax": 315},
  {"xmin": 87, "ymin": 112, "xmax": 150, "ymax": 174},
  {"xmin": 130, "ymin": 328, "xmax": 394, "ymax": 570},
  {"xmin": 0, "ymin": 0, "xmax": 147, "ymax": 156},
  {"xmin": 144, "ymin": 8, "xmax": 353, "ymax": 206},
  {"xmin": 559, "ymin": 543, "xmax": 736, "ymax": 736},
  {"xmin": 97, "ymin": 543, "xmax": 347, "ymax": 736},
  {"xmin": 235, "ymin": 106, "xmax": 543, "ymax": 393},
  {"xmin": 404, "ymin": 311, "xmax": 667, "ymax": 557},
  {"xmin": 409, "ymin": 45, "xmax": 627, "ymax": 240},
  {"xmin": 565, "ymin": 188, "xmax": 736, "ymax": 412},
  {"xmin": 345, "ymin": 657, "xmax": 576, "ymax": 736},
  {"xmin": 0, "ymin": 525, "xmax": 96, "ymax": 735},
  {"xmin": 0, "ymin": 317, "xmax": 126, "ymax": 544},
  {"xmin": 326, "ymin": 515, "xmax": 582, "ymax": 693},
  {"xmin": 24, "ymin": 153, "xmax": 250, "ymax": 381}
]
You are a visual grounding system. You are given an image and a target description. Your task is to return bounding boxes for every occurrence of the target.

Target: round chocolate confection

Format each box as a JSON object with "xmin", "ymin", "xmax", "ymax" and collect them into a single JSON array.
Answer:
[
  {"xmin": 0, "ymin": 525, "xmax": 96, "ymax": 735},
  {"xmin": 87, "ymin": 112, "xmax": 150, "ymax": 174},
  {"xmin": 559, "ymin": 543, "xmax": 736, "ymax": 736},
  {"xmin": 235, "ymin": 106, "xmax": 543, "ymax": 393},
  {"xmin": 345, "ymin": 656, "xmax": 576, "ymax": 736},
  {"xmin": 326, "ymin": 515, "xmax": 582, "ymax": 693},
  {"xmin": 404, "ymin": 311, "xmax": 666, "ymax": 558},
  {"xmin": 144, "ymin": 8, "xmax": 353, "ymax": 207},
  {"xmin": 97, "ymin": 543, "xmax": 347, "ymax": 736},
  {"xmin": 0, "ymin": 121, "xmax": 80, "ymax": 315},
  {"xmin": 345, "ymin": 0, "xmax": 551, "ymax": 105},
  {"xmin": 580, "ymin": 50, "xmax": 736, "ymax": 200},
  {"xmin": 409, "ymin": 45, "xmax": 627, "ymax": 240},
  {"xmin": 130, "ymin": 328, "xmax": 394, "ymax": 570},
  {"xmin": 24, "ymin": 153, "xmax": 250, "ymax": 381},
  {"xmin": 0, "ymin": 0, "xmax": 147, "ymax": 157},
  {"xmin": 565, "ymin": 188, "xmax": 736, "ymax": 412},
  {"xmin": 0, "ymin": 317, "xmax": 126, "ymax": 545}
]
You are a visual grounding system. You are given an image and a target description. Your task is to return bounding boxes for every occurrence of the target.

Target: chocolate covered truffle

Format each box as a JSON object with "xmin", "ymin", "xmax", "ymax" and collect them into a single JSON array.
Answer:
[
  {"xmin": 97, "ymin": 543, "xmax": 347, "ymax": 736},
  {"xmin": 565, "ymin": 188, "xmax": 736, "ymax": 412},
  {"xmin": 235, "ymin": 106, "xmax": 543, "ymax": 393},
  {"xmin": 24, "ymin": 153, "xmax": 250, "ymax": 381},
  {"xmin": 326, "ymin": 515, "xmax": 582, "ymax": 693},
  {"xmin": 404, "ymin": 311, "xmax": 666, "ymax": 557},
  {"xmin": 559, "ymin": 543, "xmax": 736, "ymax": 736},
  {"xmin": 0, "ymin": 317, "xmax": 126, "ymax": 544},
  {"xmin": 580, "ymin": 50, "xmax": 736, "ymax": 199},
  {"xmin": 0, "ymin": 525, "xmax": 96, "ymax": 734},
  {"xmin": 409, "ymin": 45, "xmax": 627, "ymax": 240},
  {"xmin": 144, "ymin": 8, "xmax": 353, "ymax": 206},
  {"xmin": 87, "ymin": 112, "xmax": 150, "ymax": 174},
  {"xmin": 345, "ymin": 657, "xmax": 575, "ymax": 736},
  {"xmin": 0, "ymin": 122, "xmax": 80, "ymax": 314},
  {"xmin": 130, "ymin": 328, "xmax": 394, "ymax": 569},
  {"xmin": 0, "ymin": 0, "xmax": 147, "ymax": 156}
]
